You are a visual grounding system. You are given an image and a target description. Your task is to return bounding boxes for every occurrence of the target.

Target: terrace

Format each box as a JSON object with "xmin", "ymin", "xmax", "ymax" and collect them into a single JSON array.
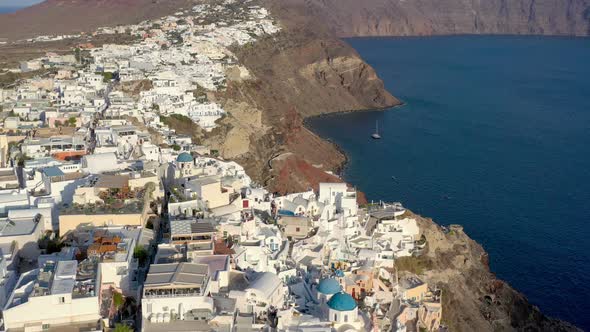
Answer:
[
  {"xmin": 5, "ymin": 259, "xmax": 97, "ymax": 310},
  {"xmin": 368, "ymin": 202, "xmax": 406, "ymax": 220},
  {"xmin": 72, "ymin": 259, "xmax": 98, "ymax": 299},
  {"xmin": 0, "ymin": 168, "xmax": 18, "ymax": 189},
  {"xmin": 143, "ymin": 262, "xmax": 209, "ymax": 298},
  {"xmin": 168, "ymin": 184, "xmax": 195, "ymax": 203},
  {"xmin": 143, "ymin": 286, "xmax": 203, "ymax": 298},
  {"xmin": 61, "ymin": 187, "xmax": 146, "ymax": 215},
  {"xmin": 87, "ymin": 231, "xmax": 132, "ymax": 263}
]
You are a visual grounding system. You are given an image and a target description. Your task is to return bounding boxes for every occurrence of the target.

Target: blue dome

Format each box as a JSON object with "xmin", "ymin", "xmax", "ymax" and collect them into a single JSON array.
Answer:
[
  {"xmin": 278, "ymin": 209, "xmax": 295, "ymax": 216},
  {"xmin": 327, "ymin": 292, "xmax": 357, "ymax": 311},
  {"xmin": 334, "ymin": 269, "xmax": 345, "ymax": 277},
  {"xmin": 176, "ymin": 152, "xmax": 193, "ymax": 163},
  {"xmin": 317, "ymin": 278, "xmax": 341, "ymax": 295}
]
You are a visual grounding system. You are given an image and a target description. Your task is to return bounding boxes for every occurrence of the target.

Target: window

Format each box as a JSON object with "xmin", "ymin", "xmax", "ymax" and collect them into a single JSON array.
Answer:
[
  {"xmin": 296, "ymin": 227, "xmax": 300, "ymax": 232},
  {"xmin": 344, "ymin": 314, "xmax": 348, "ymax": 322},
  {"xmin": 334, "ymin": 314, "xmax": 337, "ymax": 321},
  {"xmin": 147, "ymin": 303, "xmax": 152, "ymax": 313},
  {"xmin": 163, "ymin": 306, "xmax": 169, "ymax": 311},
  {"xmin": 59, "ymin": 297, "xmax": 65, "ymax": 304},
  {"xmin": 42, "ymin": 324, "xmax": 50, "ymax": 330}
]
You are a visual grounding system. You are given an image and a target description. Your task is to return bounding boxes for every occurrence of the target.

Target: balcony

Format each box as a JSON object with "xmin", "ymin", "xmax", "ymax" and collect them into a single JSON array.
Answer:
[{"xmin": 144, "ymin": 287, "xmax": 202, "ymax": 298}]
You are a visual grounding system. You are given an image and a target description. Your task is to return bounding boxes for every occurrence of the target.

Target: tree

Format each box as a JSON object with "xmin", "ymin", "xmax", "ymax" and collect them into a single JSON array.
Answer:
[
  {"xmin": 17, "ymin": 154, "xmax": 31, "ymax": 167},
  {"xmin": 67, "ymin": 116, "xmax": 77, "ymax": 127},
  {"xmin": 133, "ymin": 246, "xmax": 148, "ymax": 266},
  {"xmin": 74, "ymin": 47, "xmax": 81, "ymax": 63},
  {"xmin": 45, "ymin": 239, "xmax": 64, "ymax": 254},
  {"xmin": 113, "ymin": 323, "xmax": 133, "ymax": 332},
  {"xmin": 171, "ymin": 144, "xmax": 181, "ymax": 151},
  {"xmin": 146, "ymin": 219, "xmax": 154, "ymax": 230},
  {"xmin": 113, "ymin": 291, "xmax": 125, "ymax": 314}
]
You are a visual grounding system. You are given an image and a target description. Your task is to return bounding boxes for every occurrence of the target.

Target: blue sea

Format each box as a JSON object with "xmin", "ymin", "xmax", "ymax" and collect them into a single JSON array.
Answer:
[
  {"xmin": 0, "ymin": 7, "xmax": 19, "ymax": 13},
  {"xmin": 0, "ymin": 2, "xmax": 40, "ymax": 14},
  {"xmin": 308, "ymin": 36, "xmax": 590, "ymax": 329}
]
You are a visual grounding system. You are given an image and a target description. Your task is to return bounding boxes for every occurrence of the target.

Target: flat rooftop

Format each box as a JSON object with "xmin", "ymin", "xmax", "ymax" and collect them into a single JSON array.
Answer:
[
  {"xmin": 369, "ymin": 204, "xmax": 406, "ymax": 220},
  {"xmin": 5, "ymin": 259, "xmax": 97, "ymax": 310},
  {"xmin": 69, "ymin": 227, "xmax": 140, "ymax": 263},
  {"xmin": 400, "ymin": 275, "xmax": 425, "ymax": 290},
  {"xmin": 170, "ymin": 219, "xmax": 216, "ymax": 236},
  {"xmin": 0, "ymin": 216, "xmax": 39, "ymax": 237},
  {"xmin": 144, "ymin": 262, "xmax": 209, "ymax": 289},
  {"xmin": 143, "ymin": 320, "xmax": 214, "ymax": 332},
  {"xmin": 94, "ymin": 174, "xmax": 129, "ymax": 189}
]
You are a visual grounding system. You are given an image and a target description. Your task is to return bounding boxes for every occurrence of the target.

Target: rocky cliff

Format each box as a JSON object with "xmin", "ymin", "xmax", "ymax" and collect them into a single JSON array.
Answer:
[
  {"xmin": 283, "ymin": 0, "xmax": 590, "ymax": 37},
  {"xmin": 203, "ymin": 3, "xmax": 400, "ymax": 192},
  {"xmin": 403, "ymin": 211, "xmax": 580, "ymax": 331}
]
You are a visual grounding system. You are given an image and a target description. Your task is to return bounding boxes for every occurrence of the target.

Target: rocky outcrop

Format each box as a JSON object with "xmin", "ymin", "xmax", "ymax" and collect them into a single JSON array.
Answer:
[
  {"xmin": 404, "ymin": 211, "xmax": 580, "ymax": 331},
  {"xmin": 205, "ymin": 7, "xmax": 400, "ymax": 191},
  {"xmin": 283, "ymin": 0, "xmax": 590, "ymax": 37}
]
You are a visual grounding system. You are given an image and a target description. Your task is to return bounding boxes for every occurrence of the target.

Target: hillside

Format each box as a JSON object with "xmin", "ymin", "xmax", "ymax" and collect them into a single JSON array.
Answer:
[
  {"xmin": 0, "ymin": 0, "xmax": 582, "ymax": 330},
  {"xmin": 202, "ymin": 7, "xmax": 401, "ymax": 192},
  {"xmin": 3, "ymin": 0, "xmax": 588, "ymax": 41},
  {"xmin": 0, "ymin": 0, "xmax": 195, "ymax": 40},
  {"xmin": 405, "ymin": 211, "xmax": 580, "ymax": 332},
  {"xmin": 282, "ymin": 0, "xmax": 590, "ymax": 37}
]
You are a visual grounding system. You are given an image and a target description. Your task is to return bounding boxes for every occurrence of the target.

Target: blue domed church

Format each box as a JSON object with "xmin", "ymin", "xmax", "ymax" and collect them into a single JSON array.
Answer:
[
  {"xmin": 327, "ymin": 291, "xmax": 358, "ymax": 324},
  {"xmin": 315, "ymin": 277, "xmax": 362, "ymax": 329}
]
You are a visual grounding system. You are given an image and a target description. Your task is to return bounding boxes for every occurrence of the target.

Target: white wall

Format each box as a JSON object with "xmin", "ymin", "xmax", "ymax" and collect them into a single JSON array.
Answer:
[
  {"xmin": 3, "ymin": 295, "xmax": 99, "ymax": 330},
  {"xmin": 141, "ymin": 295, "xmax": 214, "ymax": 322}
]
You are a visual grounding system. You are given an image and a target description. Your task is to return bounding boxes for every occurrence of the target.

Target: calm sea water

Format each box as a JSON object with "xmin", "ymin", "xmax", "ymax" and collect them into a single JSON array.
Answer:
[
  {"xmin": 0, "ymin": 7, "xmax": 19, "ymax": 13},
  {"xmin": 0, "ymin": 3, "xmax": 39, "ymax": 14},
  {"xmin": 308, "ymin": 36, "xmax": 590, "ymax": 329}
]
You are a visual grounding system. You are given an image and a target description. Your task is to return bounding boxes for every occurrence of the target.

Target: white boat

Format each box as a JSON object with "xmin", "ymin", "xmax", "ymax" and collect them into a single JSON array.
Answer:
[{"xmin": 371, "ymin": 120, "xmax": 381, "ymax": 139}]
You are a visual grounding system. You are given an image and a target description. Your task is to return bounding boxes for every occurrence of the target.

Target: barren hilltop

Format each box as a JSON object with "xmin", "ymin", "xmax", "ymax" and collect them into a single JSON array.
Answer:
[{"xmin": 0, "ymin": 0, "xmax": 194, "ymax": 40}]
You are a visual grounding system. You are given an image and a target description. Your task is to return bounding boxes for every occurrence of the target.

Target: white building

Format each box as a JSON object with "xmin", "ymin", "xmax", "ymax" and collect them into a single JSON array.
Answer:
[
  {"xmin": 81, "ymin": 152, "xmax": 121, "ymax": 174},
  {"xmin": 318, "ymin": 183, "xmax": 357, "ymax": 217},
  {"xmin": 3, "ymin": 260, "xmax": 100, "ymax": 331},
  {"xmin": 76, "ymin": 227, "xmax": 141, "ymax": 297},
  {"xmin": 230, "ymin": 271, "xmax": 286, "ymax": 316},
  {"xmin": 141, "ymin": 263, "xmax": 215, "ymax": 328},
  {"xmin": 325, "ymin": 291, "xmax": 361, "ymax": 327}
]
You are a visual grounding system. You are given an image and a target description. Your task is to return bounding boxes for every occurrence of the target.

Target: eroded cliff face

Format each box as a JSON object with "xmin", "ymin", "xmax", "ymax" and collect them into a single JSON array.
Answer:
[
  {"xmin": 205, "ymin": 6, "xmax": 400, "ymax": 191},
  {"xmin": 284, "ymin": 0, "xmax": 590, "ymax": 37},
  {"xmin": 406, "ymin": 211, "xmax": 580, "ymax": 331}
]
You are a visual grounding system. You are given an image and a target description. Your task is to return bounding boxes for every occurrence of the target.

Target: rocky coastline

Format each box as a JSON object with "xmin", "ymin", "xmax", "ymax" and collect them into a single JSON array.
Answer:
[{"xmin": 246, "ymin": 2, "xmax": 581, "ymax": 330}]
